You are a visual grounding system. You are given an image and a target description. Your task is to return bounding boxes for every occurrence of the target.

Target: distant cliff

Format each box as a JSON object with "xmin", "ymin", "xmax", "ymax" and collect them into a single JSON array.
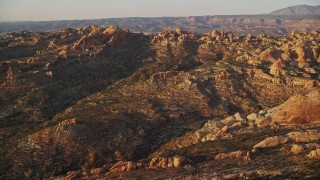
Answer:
[
  {"xmin": 1, "ymin": 5, "xmax": 320, "ymax": 35},
  {"xmin": 0, "ymin": 15, "xmax": 320, "ymax": 36}
]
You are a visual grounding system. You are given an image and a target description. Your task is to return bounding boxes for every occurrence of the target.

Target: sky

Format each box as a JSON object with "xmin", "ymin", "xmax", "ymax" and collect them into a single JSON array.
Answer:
[{"xmin": 0, "ymin": 0, "xmax": 319, "ymax": 21}]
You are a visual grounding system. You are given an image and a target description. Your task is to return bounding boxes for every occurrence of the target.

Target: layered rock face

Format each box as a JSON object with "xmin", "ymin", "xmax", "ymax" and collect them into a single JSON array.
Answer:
[{"xmin": 1, "ymin": 26, "xmax": 320, "ymax": 179}]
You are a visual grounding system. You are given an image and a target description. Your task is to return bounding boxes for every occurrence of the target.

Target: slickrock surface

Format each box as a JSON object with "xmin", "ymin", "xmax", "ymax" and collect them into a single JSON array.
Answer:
[{"xmin": 269, "ymin": 91, "xmax": 320, "ymax": 125}]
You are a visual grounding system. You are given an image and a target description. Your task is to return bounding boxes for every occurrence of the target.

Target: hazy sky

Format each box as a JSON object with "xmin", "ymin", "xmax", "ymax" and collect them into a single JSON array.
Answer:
[{"xmin": 0, "ymin": 0, "xmax": 319, "ymax": 21}]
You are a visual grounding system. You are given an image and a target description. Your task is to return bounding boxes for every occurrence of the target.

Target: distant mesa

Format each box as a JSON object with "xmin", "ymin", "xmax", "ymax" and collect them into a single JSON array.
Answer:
[
  {"xmin": 0, "ymin": 5, "xmax": 320, "ymax": 35},
  {"xmin": 270, "ymin": 5, "xmax": 320, "ymax": 15}
]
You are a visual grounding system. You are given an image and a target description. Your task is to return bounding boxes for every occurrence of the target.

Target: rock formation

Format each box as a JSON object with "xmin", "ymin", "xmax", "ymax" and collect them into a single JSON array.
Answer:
[
  {"xmin": 215, "ymin": 150, "xmax": 251, "ymax": 160},
  {"xmin": 260, "ymin": 48, "xmax": 282, "ymax": 62},
  {"xmin": 291, "ymin": 143, "xmax": 320, "ymax": 154},
  {"xmin": 253, "ymin": 136, "xmax": 290, "ymax": 149},
  {"xmin": 149, "ymin": 156, "xmax": 190, "ymax": 169},
  {"xmin": 306, "ymin": 149, "xmax": 320, "ymax": 159},
  {"xmin": 269, "ymin": 59, "xmax": 286, "ymax": 76},
  {"xmin": 6, "ymin": 67, "xmax": 13, "ymax": 79},
  {"xmin": 253, "ymin": 130, "xmax": 320, "ymax": 149},
  {"xmin": 269, "ymin": 91, "xmax": 320, "ymax": 125},
  {"xmin": 110, "ymin": 161, "xmax": 145, "ymax": 173}
]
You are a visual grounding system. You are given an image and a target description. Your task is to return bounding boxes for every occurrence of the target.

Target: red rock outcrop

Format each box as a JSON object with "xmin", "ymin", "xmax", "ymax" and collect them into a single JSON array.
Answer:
[
  {"xmin": 31, "ymin": 117, "xmax": 79, "ymax": 145},
  {"xmin": 287, "ymin": 130, "xmax": 320, "ymax": 143},
  {"xmin": 102, "ymin": 26, "xmax": 127, "ymax": 40},
  {"xmin": 269, "ymin": 59, "xmax": 286, "ymax": 76},
  {"xmin": 149, "ymin": 156, "xmax": 190, "ymax": 168},
  {"xmin": 72, "ymin": 26, "xmax": 128, "ymax": 51},
  {"xmin": 175, "ymin": 28, "xmax": 185, "ymax": 35},
  {"xmin": 260, "ymin": 48, "xmax": 282, "ymax": 62},
  {"xmin": 215, "ymin": 150, "xmax": 251, "ymax": 160},
  {"xmin": 90, "ymin": 168, "xmax": 105, "ymax": 176},
  {"xmin": 6, "ymin": 67, "xmax": 13, "ymax": 79},
  {"xmin": 269, "ymin": 91, "xmax": 320, "ymax": 125},
  {"xmin": 306, "ymin": 149, "xmax": 320, "ymax": 159},
  {"xmin": 60, "ymin": 28, "xmax": 75, "ymax": 34},
  {"xmin": 253, "ymin": 136, "xmax": 290, "ymax": 149},
  {"xmin": 253, "ymin": 130, "xmax": 320, "ymax": 149},
  {"xmin": 109, "ymin": 161, "xmax": 145, "ymax": 173},
  {"xmin": 291, "ymin": 143, "xmax": 320, "ymax": 154},
  {"xmin": 73, "ymin": 34, "xmax": 106, "ymax": 50}
]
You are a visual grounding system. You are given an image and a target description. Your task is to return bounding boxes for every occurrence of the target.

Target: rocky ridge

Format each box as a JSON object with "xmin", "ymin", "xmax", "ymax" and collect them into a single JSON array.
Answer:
[{"xmin": 0, "ymin": 25, "xmax": 320, "ymax": 179}]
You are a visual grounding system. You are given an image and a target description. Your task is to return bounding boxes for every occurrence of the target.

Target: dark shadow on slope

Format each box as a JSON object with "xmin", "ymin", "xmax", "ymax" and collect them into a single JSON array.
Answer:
[
  {"xmin": 2, "ymin": 33, "xmax": 155, "ymax": 127},
  {"xmin": 226, "ymin": 68, "xmax": 262, "ymax": 113},
  {"xmin": 195, "ymin": 67, "xmax": 262, "ymax": 116},
  {"xmin": 196, "ymin": 80, "xmax": 222, "ymax": 111},
  {"xmin": 41, "ymin": 34, "xmax": 154, "ymax": 121},
  {"xmin": 133, "ymin": 97, "xmax": 209, "ymax": 161}
]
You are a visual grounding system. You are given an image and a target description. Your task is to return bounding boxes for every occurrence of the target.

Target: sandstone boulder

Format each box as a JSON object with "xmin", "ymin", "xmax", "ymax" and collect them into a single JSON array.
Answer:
[
  {"xmin": 298, "ymin": 57, "xmax": 310, "ymax": 68},
  {"xmin": 280, "ymin": 43, "xmax": 292, "ymax": 53},
  {"xmin": 73, "ymin": 34, "xmax": 106, "ymax": 50},
  {"xmin": 60, "ymin": 28, "xmax": 75, "ymax": 34},
  {"xmin": 258, "ymin": 110, "xmax": 267, "ymax": 116},
  {"xmin": 255, "ymin": 116, "xmax": 271, "ymax": 128},
  {"xmin": 245, "ymin": 34, "xmax": 253, "ymax": 42},
  {"xmin": 103, "ymin": 26, "xmax": 125, "ymax": 37},
  {"xmin": 249, "ymin": 69, "xmax": 273, "ymax": 80},
  {"xmin": 149, "ymin": 156, "xmax": 190, "ymax": 168},
  {"xmin": 149, "ymin": 157, "xmax": 173, "ymax": 168},
  {"xmin": 90, "ymin": 168, "xmax": 105, "ymax": 176},
  {"xmin": 109, "ymin": 161, "xmax": 145, "ymax": 173},
  {"xmin": 215, "ymin": 150, "xmax": 251, "ymax": 160},
  {"xmin": 287, "ymin": 130, "xmax": 320, "ymax": 143},
  {"xmin": 270, "ymin": 91, "xmax": 320, "ymax": 125},
  {"xmin": 291, "ymin": 144, "xmax": 305, "ymax": 154},
  {"xmin": 270, "ymin": 59, "xmax": 286, "ymax": 76},
  {"xmin": 306, "ymin": 149, "xmax": 320, "ymax": 159},
  {"xmin": 226, "ymin": 122, "xmax": 247, "ymax": 133},
  {"xmin": 234, "ymin": 112, "xmax": 246, "ymax": 121},
  {"xmin": 295, "ymin": 47, "xmax": 306, "ymax": 60},
  {"xmin": 211, "ymin": 30, "xmax": 220, "ymax": 37},
  {"xmin": 65, "ymin": 171, "xmax": 81, "ymax": 179},
  {"xmin": 312, "ymin": 47, "xmax": 319, "ymax": 60},
  {"xmin": 253, "ymin": 136, "xmax": 290, "ymax": 149},
  {"xmin": 291, "ymin": 143, "xmax": 320, "ymax": 154},
  {"xmin": 254, "ymin": 130, "xmax": 320, "ymax": 150},
  {"xmin": 227, "ymin": 32, "xmax": 234, "ymax": 43},
  {"xmin": 196, "ymin": 121, "xmax": 222, "ymax": 142},
  {"xmin": 46, "ymin": 71, "xmax": 53, "ymax": 77},
  {"xmin": 260, "ymin": 48, "xmax": 282, "ymax": 62},
  {"xmin": 247, "ymin": 113, "xmax": 258, "ymax": 121},
  {"xmin": 173, "ymin": 156, "xmax": 189, "ymax": 168},
  {"xmin": 6, "ymin": 67, "xmax": 13, "ymax": 79},
  {"xmin": 175, "ymin": 28, "xmax": 184, "ymax": 35},
  {"xmin": 222, "ymin": 116, "xmax": 236, "ymax": 124}
]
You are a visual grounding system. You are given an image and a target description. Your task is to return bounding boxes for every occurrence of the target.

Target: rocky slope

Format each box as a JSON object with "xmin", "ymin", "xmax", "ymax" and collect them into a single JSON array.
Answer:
[{"xmin": 0, "ymin": 25, "xmax": 319, "ymax": 179}]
